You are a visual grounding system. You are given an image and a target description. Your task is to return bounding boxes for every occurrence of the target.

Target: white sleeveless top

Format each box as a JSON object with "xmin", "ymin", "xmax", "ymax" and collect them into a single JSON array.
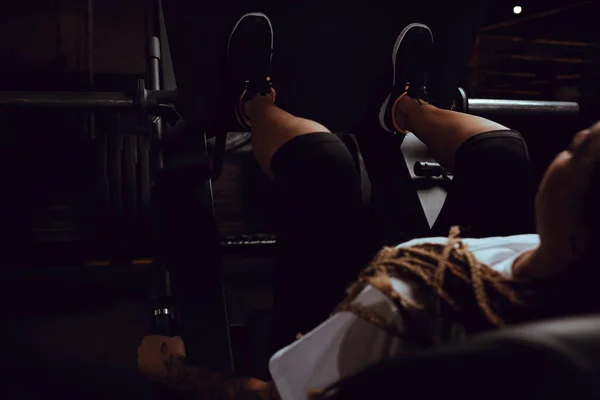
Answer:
[{"xmin": 269, "ymin": 234, "xmax": 540, "ymax": 400}]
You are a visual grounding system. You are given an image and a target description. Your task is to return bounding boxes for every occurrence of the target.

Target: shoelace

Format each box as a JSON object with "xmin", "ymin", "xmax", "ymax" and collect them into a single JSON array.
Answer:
[
  {"xmin": 406, "ymin": 76, "xmax": 428, "ymax": 102},
  {"xmin": 243, "ymin": 77, "xmax": 273, "ymax": 99}
]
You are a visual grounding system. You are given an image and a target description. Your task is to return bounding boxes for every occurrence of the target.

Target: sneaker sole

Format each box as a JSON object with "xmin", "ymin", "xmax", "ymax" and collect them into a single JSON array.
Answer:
[
  {"xmin": 379, "ymin": 22, "xmax": 430, "ymax": 133},
  {"xmin": 227, "ymin": 12, "xmax": 274, "ymax": 130}
]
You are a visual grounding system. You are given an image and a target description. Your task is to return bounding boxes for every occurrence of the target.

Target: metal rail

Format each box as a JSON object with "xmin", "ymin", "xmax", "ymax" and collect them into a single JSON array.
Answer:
[
  {"xmin": 0, "ymin": 91, "xmax": 579, "ymax": 120},
  {"xmin": 468, "ymin": 99, "xmax": 579, "ymax": 117},
  {"xmin": 0, "ymin": 91, "xmax": 135, "ymax": 109}
]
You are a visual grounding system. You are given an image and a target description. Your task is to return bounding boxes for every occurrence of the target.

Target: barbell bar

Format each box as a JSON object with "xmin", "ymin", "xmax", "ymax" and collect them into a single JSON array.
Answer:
[
  {"xmin": 453, "ymin": 87, "xmax": 579, "ymax": 117},
  {"xmin": 0, "ymin": 80, "xmax": 177, "ymax": 116},
  {"xmin": 468, "ymin": 99, "xmax": 579, "ymax": 117},
  {"xmin": 0, "ymin": 90, "xmax": 134, "ymax": 109},
  {"xmin": 0, "ymin": 89, "xmax": 579, "ymax": 118}
]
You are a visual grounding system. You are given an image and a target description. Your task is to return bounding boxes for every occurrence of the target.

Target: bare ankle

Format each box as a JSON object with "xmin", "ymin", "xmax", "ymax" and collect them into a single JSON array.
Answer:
[
  {"xmin": 244, "ymin": 92, "xmax": 275, "ymax": 120},
  {"xmin": 393, "ymin": 96, "xmax": 428, "ymax": 132}
]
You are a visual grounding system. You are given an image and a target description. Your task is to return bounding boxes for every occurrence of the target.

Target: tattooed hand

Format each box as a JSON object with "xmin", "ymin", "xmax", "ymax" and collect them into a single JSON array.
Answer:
[
  {"xmin": 137, "ymin": 335, "xmax": 186, "ymax": 383},
  {"xmin": 137, "ymin": 335, "xmax": 280, "ymax": 399}
]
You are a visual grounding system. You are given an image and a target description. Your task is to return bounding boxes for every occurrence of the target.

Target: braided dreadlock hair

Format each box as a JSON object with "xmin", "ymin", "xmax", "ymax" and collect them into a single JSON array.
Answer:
[{"xmin": 333, "ymin": 227, "xmax": 537, "ymax": 342}]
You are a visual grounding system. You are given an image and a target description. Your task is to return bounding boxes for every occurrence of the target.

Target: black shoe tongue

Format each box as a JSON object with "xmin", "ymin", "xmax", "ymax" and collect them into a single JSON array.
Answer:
[
  {"xmin": 246, "ymin": 78, "xmax": 272, "ymax": 96},
  {"xmin": 413, "ymin": 87, "xmax": 428, "ymax": 102},
  {"xmin": 407, "ymin": 82, "xmax": 427, "ymax": 101}
]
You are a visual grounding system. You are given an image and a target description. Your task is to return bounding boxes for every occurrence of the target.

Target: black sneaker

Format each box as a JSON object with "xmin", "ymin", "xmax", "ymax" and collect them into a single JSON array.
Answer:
[
  {"xmin": 379, "ymin": 23, "xmax": 434, "ymax": 134},
  {"xmin": 227, "ymin": 12, "xmax": 276, "ymax": 130}
]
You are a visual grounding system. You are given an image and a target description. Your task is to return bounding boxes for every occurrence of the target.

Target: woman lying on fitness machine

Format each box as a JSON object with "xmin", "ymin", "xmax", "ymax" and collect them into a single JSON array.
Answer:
[{"xmin": 137, "ymin": 13, "xmax": 600, "ymax": 400}]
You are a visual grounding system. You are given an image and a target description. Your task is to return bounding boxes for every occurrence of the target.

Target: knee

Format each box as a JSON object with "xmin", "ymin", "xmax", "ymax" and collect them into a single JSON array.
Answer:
[
  {"xmin": 286, "ymin": 117, "xmax": 331, "ymax": 137},
  {"xmin": 457, "ymin": 132, "xmax": 531, "ymax": 167},
  {"xmin": 253, "ymin": 118, "xmax": 331, "ymax": 179},
  {"xmin": 270, "ymin": 133, "xmax": 364, "ymax": 201}
]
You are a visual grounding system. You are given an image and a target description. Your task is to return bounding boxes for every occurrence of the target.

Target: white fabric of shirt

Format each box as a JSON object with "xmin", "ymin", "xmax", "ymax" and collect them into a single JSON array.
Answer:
[{"xmin": 269, "ymin": 234, "xmax": 540, "ymax": 400}]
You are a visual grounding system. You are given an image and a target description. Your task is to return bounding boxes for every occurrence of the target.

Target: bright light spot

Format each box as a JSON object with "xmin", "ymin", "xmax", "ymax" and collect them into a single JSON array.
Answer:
[{"xmin": 513, "ymin": 5, "xmax": 522, "ymax": 14}]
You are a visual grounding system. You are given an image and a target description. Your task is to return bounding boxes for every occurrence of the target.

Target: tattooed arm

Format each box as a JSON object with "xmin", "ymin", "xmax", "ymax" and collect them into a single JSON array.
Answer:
[{"xmin": 137, "ymin": 335, "xmax": 280, "ymax": 400}]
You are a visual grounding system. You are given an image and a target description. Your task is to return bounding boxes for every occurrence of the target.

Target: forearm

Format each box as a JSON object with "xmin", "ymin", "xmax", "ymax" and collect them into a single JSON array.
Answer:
[{"xmin": 164, "ymin": 355, "xmax": 279, "ymax": 400}]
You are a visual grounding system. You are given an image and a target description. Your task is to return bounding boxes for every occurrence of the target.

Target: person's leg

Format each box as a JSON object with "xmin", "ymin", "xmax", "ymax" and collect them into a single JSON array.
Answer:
[
  {"xmin": 379, "ymin": 23, "xmax": 508, "ymax": 172},
  {"xmin": 431, "ymin": 128, "xmax": 534, "ymax": 237},
  {"xmin": 247, "ymin": 95, "xmax": 379, "ymax": 349},
  {"xmin": 228, "ymin": 13, "xmax": 376, "ymax": 355},
  {"xmin": 391, "ymin": 95, "xmax": 534, "ymax": 237},
  {"xmin": 392, "ymin": 98, "xmax": 534, "ymax": 237},
  {"xmin": 394, "ymin": 97, "xmax": 508, "ymax": 171},
  {"xmin": 397, "ymin": 101, "xmax": 533, "ymax": 237},
  {"xmin": 244, "ymin": 93, "xmax": 330, "ymax": 179},
  {"xmin": 264, "ymin": 119, "xmax": 376, "ymax": 353},
  {"xmin": 380, "ymin": 23, "xmax": 534, "ymax": 238}
]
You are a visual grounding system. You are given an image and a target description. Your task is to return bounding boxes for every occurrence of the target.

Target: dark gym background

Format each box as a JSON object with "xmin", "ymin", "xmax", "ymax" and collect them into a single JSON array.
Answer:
[{"xmin": 0, "ymin": 0, "xmax": 597, "ymax": 398}]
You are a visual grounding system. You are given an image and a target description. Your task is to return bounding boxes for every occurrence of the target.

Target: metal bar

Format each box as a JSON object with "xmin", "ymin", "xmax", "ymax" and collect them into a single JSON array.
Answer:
[
  {"xmin": 0, "ymin": 91, "xmax": 135, "ymax": 109},
  {"xmin": 219, "ymin": 234, "xmax": 277, "ymax": 247},
  {"xmin": 211, "ymin": 132, "xmax": 227, "ymax": 181},
  {"xmin": 468, "ymin": 99, "xmax": 579, "ymax": 117},
  {"xmin": 220, "ymin": 238, "xmax": 277, "ymax": 247},
  {"xmin": 148, "ymin": 37, "xmax": 161, "ymax": 91},
  {"xmin": 148, "ymin": 35, "xmax": 165, "ymax": 171}
]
